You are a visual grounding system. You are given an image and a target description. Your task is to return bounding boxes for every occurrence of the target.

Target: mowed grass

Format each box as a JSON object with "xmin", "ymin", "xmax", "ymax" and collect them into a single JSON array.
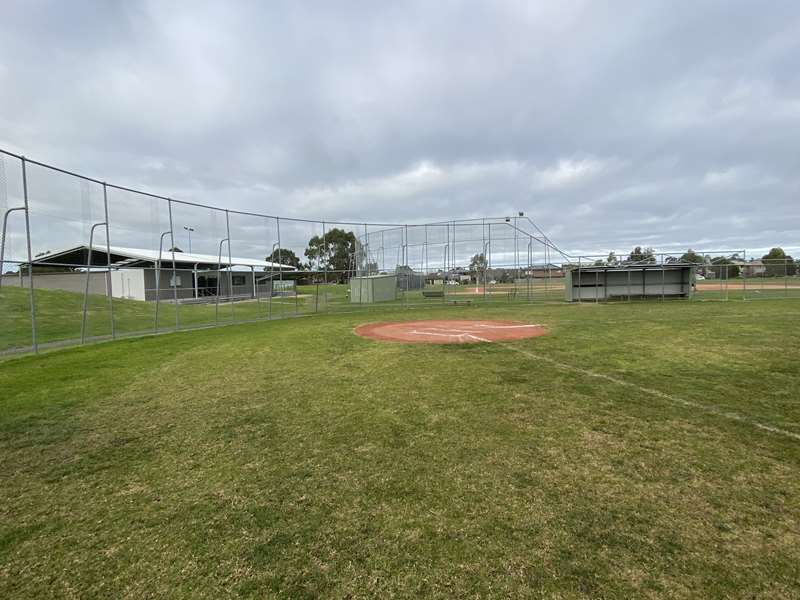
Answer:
[
  {"xmin": 0, "ymin": 281, "xmax": 565, "ymax": 353},
  {"xmin": 1, "ymin": 299, "xmax": 799, "ymax": 598}
]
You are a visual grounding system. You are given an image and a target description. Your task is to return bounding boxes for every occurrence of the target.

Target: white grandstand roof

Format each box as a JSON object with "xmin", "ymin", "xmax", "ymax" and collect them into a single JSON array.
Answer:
[{"xmin": 30, "ymin": 244, "xmax": 296, "ymax": 270}]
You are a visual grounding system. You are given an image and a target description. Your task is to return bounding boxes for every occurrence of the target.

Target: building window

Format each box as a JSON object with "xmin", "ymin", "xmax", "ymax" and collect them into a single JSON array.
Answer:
[
  {"xmin": 232, "ymin": 275, "xmax": 246, "ymax": 286},
  {"xmin": 169, "ymin": 274, "xmax": 182, "ymax": 287}
]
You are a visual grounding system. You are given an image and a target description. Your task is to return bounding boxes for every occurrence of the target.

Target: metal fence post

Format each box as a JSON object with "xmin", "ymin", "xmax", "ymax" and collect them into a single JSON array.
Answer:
[
  {"xmin": 21, "ymin": 157, "xmax": 38, "ymax": 353},
  {"xmin": 215, "ymin": 236, "xmax": 229, "ymax": 326},
  {"xmin": 595, "ymin": 270, "xmax": 600, "ymax": 303},
  {"xmin": 167, "ymin": 199, "xmax": 179, "ymax": 330},
  {"xmin": 154, "ymin": 230, "xmax": 172, "ymax": 332},
  {"xmin": 424, "ymin": 224, "xmax": 428, "ymax": 280},
  {"xmin": 81, "ymin": 222, "xmax": 107, "ymax": 344},
  {"xmin": 276, "ymin": 217, "xmax": 283, "ymax": 317},
  {"xmin": 102, "ymin": 183, "xmax": 115, "ymax": 338},
  {"xmin": 742, "ymin": 249, "xmax": 747, "ymax": 301},
  {"xmin": 785, "ymin": 258, "xmax": 789, "ymax": 298},
  {"xmin": 322, "ymin": 221, "xmax": 328, "ymax": 312},
  {"xmin": 225, "ymin": 209, "xmax": 235, "ymax": 321}
]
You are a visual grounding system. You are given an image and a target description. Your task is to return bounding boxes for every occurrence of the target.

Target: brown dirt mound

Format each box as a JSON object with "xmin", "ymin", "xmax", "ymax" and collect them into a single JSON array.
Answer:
[{"xmin": 354, "ymin": 319, "xmax": 548, "ymax": 344}]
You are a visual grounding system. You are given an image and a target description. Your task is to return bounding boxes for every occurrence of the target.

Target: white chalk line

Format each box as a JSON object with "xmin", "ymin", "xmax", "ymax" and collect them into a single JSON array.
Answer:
[
  {"xmin": 408, "ymin": 329, "xmax": 492, "ymax": 342},
  {"xmin": 503, "ymin": 345, "xmax": 800, "ymax": 442},
  {"xmin": 405, "ymin": 323, "xmax": 544, "ymax": 338}
]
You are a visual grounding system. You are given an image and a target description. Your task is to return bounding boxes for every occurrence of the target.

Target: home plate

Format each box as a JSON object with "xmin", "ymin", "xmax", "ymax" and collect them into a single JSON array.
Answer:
[{"xmin": 354, "ymin": 320, "xmax": 548, "ymax": 344}]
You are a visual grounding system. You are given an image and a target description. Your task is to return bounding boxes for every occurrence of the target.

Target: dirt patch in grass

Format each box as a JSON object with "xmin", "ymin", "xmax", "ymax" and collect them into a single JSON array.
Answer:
[{"xmin": 354, "ymin": 319, "xmax": 548, "ymax": 344}]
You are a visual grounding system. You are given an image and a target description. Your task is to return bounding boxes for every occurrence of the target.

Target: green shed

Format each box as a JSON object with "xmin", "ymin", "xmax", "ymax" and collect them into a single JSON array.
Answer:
[{"xmin": 350, "ymin": 274, "xmax": 398, "ymax": 304}]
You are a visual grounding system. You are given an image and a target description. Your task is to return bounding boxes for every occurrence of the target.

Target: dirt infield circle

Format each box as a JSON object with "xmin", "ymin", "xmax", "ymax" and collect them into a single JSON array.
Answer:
[{"xmin": 354, "ymin": 320, "xmax": 548, "ymax": 344}]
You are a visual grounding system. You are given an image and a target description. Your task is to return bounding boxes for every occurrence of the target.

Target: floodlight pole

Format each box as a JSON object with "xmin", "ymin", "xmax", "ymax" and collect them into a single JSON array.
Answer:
[{"xmin": 183, "ymin": 226, "xmax": 194, "ymax": 253}]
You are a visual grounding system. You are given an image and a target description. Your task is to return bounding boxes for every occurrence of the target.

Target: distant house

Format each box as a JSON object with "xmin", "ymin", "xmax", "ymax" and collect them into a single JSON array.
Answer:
[
  {"xmin": 523, "ymin": 264, "xmax": 565, "ymax": 278},
  {"xmin": 739, "ymin": 260, "xmax": 766, "ymax": 277},
  {"xmin": 5, "ymin": 244, "xmax": 295, "ymax": 301}
]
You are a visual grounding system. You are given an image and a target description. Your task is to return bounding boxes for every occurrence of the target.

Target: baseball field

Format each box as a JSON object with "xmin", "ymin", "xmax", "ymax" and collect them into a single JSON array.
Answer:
[{"xmin": 1, "ymin": 290, "xmax": 799, "ymax": 598}]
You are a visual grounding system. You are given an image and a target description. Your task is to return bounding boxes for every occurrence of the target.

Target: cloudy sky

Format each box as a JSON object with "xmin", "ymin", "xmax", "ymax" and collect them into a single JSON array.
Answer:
[{"xmin": 1, "ymin": 0, "xmax": 799, "ymax": 260}]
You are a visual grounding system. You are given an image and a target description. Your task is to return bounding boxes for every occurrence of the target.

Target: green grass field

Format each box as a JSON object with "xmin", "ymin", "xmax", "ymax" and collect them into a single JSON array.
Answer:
[
  {"xmin": 1, "ymin": 294, "xmax": 799, "ymax": 598},
  {"xmin": 0, "ymin": 282, "xmax": 568, "ymax": 354}
]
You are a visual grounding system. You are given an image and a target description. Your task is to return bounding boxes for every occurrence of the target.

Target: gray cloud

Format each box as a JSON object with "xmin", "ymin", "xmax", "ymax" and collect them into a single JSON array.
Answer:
[{"xmin": 1, "ymin": 0, "xmax": 799, "ymax": 260}]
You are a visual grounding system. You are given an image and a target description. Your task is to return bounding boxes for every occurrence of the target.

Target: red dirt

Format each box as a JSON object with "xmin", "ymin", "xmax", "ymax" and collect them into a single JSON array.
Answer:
[{"xmin": 354, "ymin": 319, "xmax": 548, "ymax": 344}]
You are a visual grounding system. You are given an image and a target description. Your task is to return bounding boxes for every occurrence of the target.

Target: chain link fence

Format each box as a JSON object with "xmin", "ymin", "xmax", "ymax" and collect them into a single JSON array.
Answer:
[{"xmin": 1, "ymin": 148, "xmax": 798, "ymax": 355}]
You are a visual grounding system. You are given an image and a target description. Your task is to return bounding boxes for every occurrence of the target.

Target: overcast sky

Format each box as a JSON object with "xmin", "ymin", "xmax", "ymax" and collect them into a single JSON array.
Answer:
[{"xmin": 1, "ymin": 0, "xmax": 799, "ymax": 259}]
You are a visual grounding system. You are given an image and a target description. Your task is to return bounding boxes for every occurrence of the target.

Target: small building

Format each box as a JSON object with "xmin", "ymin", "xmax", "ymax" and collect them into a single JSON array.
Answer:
[
  {"xmin": 565, "ymin": 264, "xmax": 695, "ymax": 301},
  {"xmin": 350, "ymin": 274, "xmax": 398, "ymax": 303},
  {"xmin": 8, "ymin": 244, "xmax": 295, "ymax": 302}
]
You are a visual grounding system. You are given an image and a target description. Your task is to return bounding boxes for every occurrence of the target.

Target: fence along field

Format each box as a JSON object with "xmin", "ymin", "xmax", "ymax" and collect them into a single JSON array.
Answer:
[{"xmin": 1, "ymin": 147, "xmax": 798, "ymax": 355}]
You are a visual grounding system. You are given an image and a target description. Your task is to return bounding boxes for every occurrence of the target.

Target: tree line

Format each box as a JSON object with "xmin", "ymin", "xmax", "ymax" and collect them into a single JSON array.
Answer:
[
  {"xmin": 592, "ymin": 246, "xmax": 798, "ymax": 278},
  {"xmin": 265, "ymin": 228, "xmax": 357, "ymax": 283}
]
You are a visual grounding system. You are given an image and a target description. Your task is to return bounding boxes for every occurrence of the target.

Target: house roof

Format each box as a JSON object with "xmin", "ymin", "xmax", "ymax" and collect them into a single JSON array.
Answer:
[{"xmin": 29, "ymin": 244, "xmax": 296, "ymax": 271}]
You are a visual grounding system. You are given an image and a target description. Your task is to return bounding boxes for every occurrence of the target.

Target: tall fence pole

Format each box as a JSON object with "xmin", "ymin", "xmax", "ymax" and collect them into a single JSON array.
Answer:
[
  {"xmin": 424, "ymin": 224, "xmax": 428, "ymax": 279},
  {"xmin": 215, "ymin": 236, "xmax": 229, "ymax": 326},
  {"xmin": 276, "ymin": 217, "xmax": 283, "ymax": 317},
  {"xmin": 167, "ymin": 199, "xmax": 180, "ymax": 330},
  {"xmin": 225, "ymin": 209, "xmax": 236, "ymax": 321},
  {"xmin": 81, "ymin": 223, "xmax": 107, "ymax": 344},
  {"xmin": 785, "ymin": 257, "xmax": 789, "ymax": 297},
  {"xmin": 742, "ymin": 249, "xmax": 747, "ymax": 300},
  {"xmin": 154, "ymin": 230, "xmax": 172, "ymax": 333},
  {"xmin": 21, "ymin": 157, "xmax": 38, "ymax": 353},
  {"xmin": 514, "ymin": 216, "xmax": 519, "ymax": 297},
  {"xmin": 102, "ymin": 183, "xmax": 115, "ymax": 338},
  {"xmin": 482, "ymin": 218, "xmax": 487, "ymax": 301},
  {"xmin": 322, "ymin": 221, "xmax": 328, "ymax": 311}
]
